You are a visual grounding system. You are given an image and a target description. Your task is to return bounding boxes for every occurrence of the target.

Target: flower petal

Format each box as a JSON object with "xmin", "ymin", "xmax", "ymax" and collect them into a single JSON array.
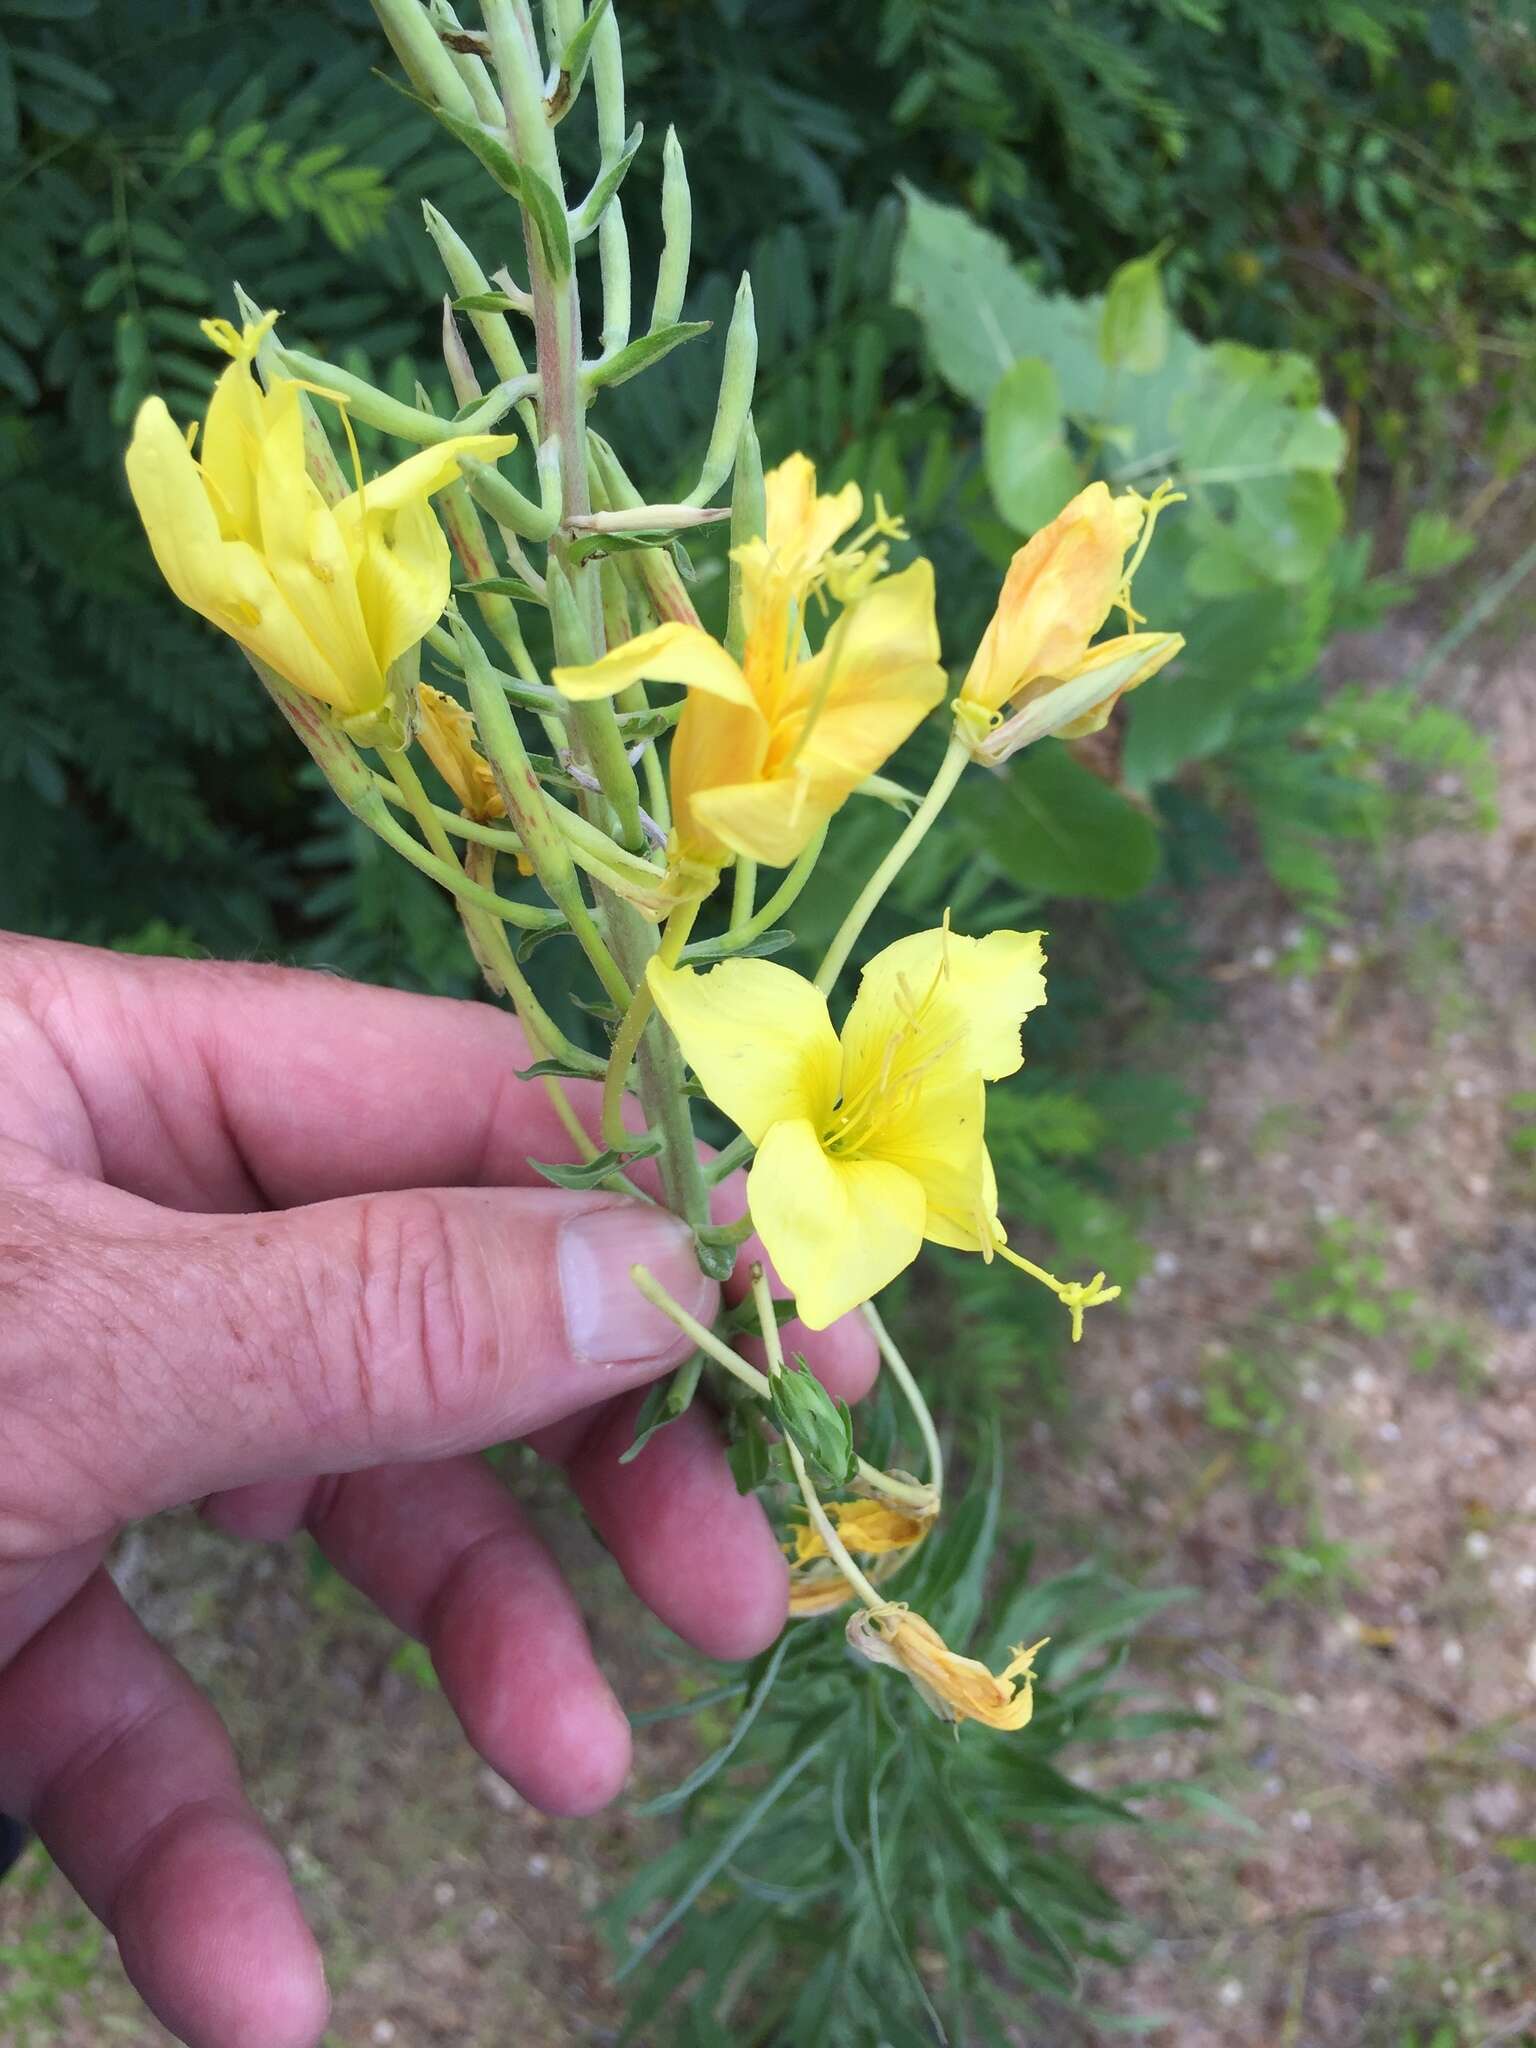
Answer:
[
  {"xmin": 786, "ymin": 558, "xmax": 946, "ymax": 791},
  {"xmin": 960, "ymin": 482, "xmax": 1144, "ymax": 715},
  {"xmin": 199, "ymin": 352, "xmax": 266, "ymax": 545},
  {"xmin": 352, "ymin": 490, "xmax": 453, "ymax": 678},
  {"xmin": 686, "ymin": 768, "xmax": 824, "ymax": 868},
  {"xmin": 747, "ymin": 1118, "xmax": 926, "ymax": 1330},
  {"xmin": 333, "ymin": 431, "xmax": 519, "ymax": 522},
  {"xmin": 863, "ymin": 1069, "xmax": 997, "ymax": 1252},
  {"xmin": 647, "ymin": 958, "xmax": 841, "ymax": 1145},
  {"xmin": 553, "ymin": 623, "xmax": 754, "ymax": 705},
  {"xmin": 850, "ymin": 925, "xmax": 1047, "ymax": 1083}
]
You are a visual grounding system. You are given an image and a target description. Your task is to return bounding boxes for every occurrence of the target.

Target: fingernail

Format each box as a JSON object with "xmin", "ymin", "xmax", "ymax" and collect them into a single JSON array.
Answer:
[{"xmin": 558, "ymin": 1206, "xmax": 716, "ymax": 1366}]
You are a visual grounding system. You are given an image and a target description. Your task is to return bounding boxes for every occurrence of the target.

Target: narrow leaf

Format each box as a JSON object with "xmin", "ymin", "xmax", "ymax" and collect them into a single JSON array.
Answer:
[{"xmin": 586, "ymin": 319, "xmax": 710, "ymax": 391}]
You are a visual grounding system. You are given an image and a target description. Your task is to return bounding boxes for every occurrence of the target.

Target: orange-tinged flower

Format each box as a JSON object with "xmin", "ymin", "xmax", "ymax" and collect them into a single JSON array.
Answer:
[
  {"xmin": 846, "ymin": 1605, "xmax": 1048, "ymax": 1731},
  {"xmin": 956, "ymin": 479, "xmax": 1183, "ymax": 765},
  {"xmin": 552, "ymin": 455, "xmax": 945, "ymax": 868}
]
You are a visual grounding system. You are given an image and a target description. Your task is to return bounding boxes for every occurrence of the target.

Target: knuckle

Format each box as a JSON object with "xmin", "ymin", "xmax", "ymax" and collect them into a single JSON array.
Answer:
[{"xmin": 343, "ymin": 1191, "xmax": 500, "ymax": 1441}]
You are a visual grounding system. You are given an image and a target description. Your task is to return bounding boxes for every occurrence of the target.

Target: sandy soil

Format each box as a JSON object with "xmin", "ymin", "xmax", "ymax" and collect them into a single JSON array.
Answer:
[{"xmin": 4, "ymin": 606, "xmax": 1534, "ymax": 2047}]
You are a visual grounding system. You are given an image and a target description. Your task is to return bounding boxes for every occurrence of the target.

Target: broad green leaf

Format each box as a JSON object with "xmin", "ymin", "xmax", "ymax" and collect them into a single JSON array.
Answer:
[
  {"xmin": 892, "ymin": 186, "xmax": 1062, "ymax": 409},
  {"xmin": 1175, "ymin": 343, "xmax": 1346, "ymax": 483},
  {"xmin": 984, "ymin": 357, "xmax": 1084, "ymax": 532},
  {"xmin": 1099, "ymin": 249, "xmax": 1170, "ymax": 374},
  {"xmin": 1121, "ymin": 592, "xmax": 1293, "ymax": 791},
  {"xmin": 962, "ymin": 743, "xmax": 1160, "ymax": 901}
]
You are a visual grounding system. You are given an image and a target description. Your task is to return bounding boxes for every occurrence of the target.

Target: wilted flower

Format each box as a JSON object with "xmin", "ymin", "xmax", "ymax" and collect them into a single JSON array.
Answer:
[
  {"xmin": 847, "ymin": 1605, "xmax": 1048, "ymax": 1730},
  {"xmin": 788, "ymin": 1498, "xmax": 932, "ymax": 1565},
  {"xmin": 417, "ymin": 685, "xmax": 505, "ymax": 821}
]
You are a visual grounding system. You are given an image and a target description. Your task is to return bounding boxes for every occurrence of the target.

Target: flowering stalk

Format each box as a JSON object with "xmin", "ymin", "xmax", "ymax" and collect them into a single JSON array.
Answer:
[{"xmin": 120, "ymin": 0, "xmax": 1184, "ymax": 1734}]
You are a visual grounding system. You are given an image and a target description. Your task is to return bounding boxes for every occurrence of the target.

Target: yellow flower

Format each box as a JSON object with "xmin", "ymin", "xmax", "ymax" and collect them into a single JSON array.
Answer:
[
  {"xmin": 417, "ymin": 685, "xmax": 505, "ymax": 822},
  {"xmin": 648, "ymin": 922, "xmax": 1102, "ymax": 1331},
  {"xmin": 125, "ymin": 314, "xmax": 517, "ymax": 748},
  {"xmin": 788, "ymin": 1498, "xmax": 932, "ymax": 1565},
  {"xmin": 847, "ymin": 1605, "xmax": 1047, "ymax": 1731},
  {"xmin": 955, "ymin": 480, "xmax": 1184, "ymax": 766},
  {"xmin": 552, "ymin": 454, "xmax": 946, "ymax": 868}
]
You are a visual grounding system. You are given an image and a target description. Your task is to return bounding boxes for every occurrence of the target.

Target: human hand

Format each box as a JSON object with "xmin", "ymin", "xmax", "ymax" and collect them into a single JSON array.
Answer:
[{"xmin": 0, "ymin": 934, "xmax": 876, "ymax": 2047}]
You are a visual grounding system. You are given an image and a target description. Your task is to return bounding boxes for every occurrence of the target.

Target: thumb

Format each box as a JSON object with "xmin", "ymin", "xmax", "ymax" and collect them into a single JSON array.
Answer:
[{"xmin": 13, "ymin": 1174, "xmax": 715, "ymax": 1535}]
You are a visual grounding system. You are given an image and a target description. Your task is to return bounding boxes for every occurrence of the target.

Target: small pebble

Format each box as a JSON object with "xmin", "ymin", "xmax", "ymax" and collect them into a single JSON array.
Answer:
[
  {"xmin": 1218, "ymin": 1979, "xmax": 1244, "ymax": 2008},
  {"xmin": 1515, "ymin": 1564, "xmax": 1536, "ymax": 1591},
  {"xmin": 372, "ymin": 2024, "xmax": 397, "ymax": 2046},
  {"xmin": 1466, "ymin": 1531, "xmax": 1491, "ymax": 1561},
  {"xmin": 1289, "ymin": 1809, "xmax": 1313, "ymax": 1833},
  {"xmin": 527, "ymin": 1853, "xmax": 551, "ymax": 1879},
  {"xmin": 1442, "ymin": 1640, "xmax": 1464, "ymax": 1669},
  {"xmin": 1154, "ymin": 1250, "xmax": 1180, "ymax": 1278},
  {"xmin": 1378, "ymin": 1420, "xmax": 1402, "ymax": 1444},
  {"xmin": 432, "ymin": 1881, "xmax": 455, "ymax": 1908}
]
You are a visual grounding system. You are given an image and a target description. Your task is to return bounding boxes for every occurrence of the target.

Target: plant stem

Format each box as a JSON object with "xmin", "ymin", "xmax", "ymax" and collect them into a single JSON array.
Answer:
[
  {"xmin": 813, "ymin": 734, "xmax": 969, "ymax": 993},
  {"xmin": 599, "ymin": 898, "xmax": 698, "ymax": 1152},
  {"xmin": 729, "ymin": 857, "xmax": 756, "ymax": 931},
  {"xmin": 380, "ymin": 749, "xmax": 600, "ymax": 1077},
  {"xmin": 861, "ymin": 1300, "xmax": 943, "ymax": 1495},
  {"xmin": 629, "ymin": 1268, "xmax": 935, "ymax": 1510},
  {"xmin": 690, "ymin": 824, "xmax": 826, "ymax": 959}
]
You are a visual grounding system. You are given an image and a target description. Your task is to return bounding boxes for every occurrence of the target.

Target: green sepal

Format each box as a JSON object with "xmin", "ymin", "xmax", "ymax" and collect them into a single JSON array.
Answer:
[
  {"xmin": 528, "ymin": 1138, "xmax": 663, "ymax": 1190},
  {"xmin": 586, "ymin": 320, "xmax": 711, "ymax": 392},
  {"xmin": 768, "ymin": 1360, "xmax": 856, "ymax": 1485},
  {"xmin": 695, "ymin": 1235, "xmax": 738, "ymax": 1284},
  {"xmin": 513, "ymin": 922, "xmax": 571, "ymax": 963},
  {"xmin": 620, "ymin": 1348, "xmax": 703, "ymax": 1465}
]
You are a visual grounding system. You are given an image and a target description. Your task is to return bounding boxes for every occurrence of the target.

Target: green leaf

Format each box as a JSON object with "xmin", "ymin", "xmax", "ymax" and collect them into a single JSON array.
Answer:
[
  {"xmin": 527, "ymin": 1139, "xmax": 662, "ymax": 1188},
  {"xmin": 520, "ymin": 164, "xmax": 573, "ymax": 279},
  {"xmin": 451, "ymin": 292, "xmax": 523, "ymax": 314},
  {"xmin": 455, "ymin": 574, "xmax": 544, "ymax": 606},
  {"xmin": 726, "ymin": 1424, "xmax": 771, "ymax": 1494},
  {"xmin": 620, "ymin": 1350, "xmax": 703, "ymax": 1464},
  {"xmin": 680, "ymin": 926, "xmax": 796, "ymax": 965},
  {"xmin": 961, "ymin": 742, "xmax": 1160, "ymax": 901},
  {"xmin": 1403, "ymin": 508, "xmax": 1476, "ymax": 578},
  {"xmin": 1100, "ymin": 248, "xmax": 1170, "ymax": 375},
  {"xmin": 512, "ymin": 1055, "xmax": 600, "ymax": 1082},
  {"xmin": 571, "ymin": 121, "xmax": 643, "ymax": 238},
  {"xmin": 984, "ymin": 358, "xmax": 1084, "ymax": 533},
  {"xmin": 557, "ymin": 0, "xmax": 612, "ymax": 100},
  {"xmin": 893, "ymin": 185, "xmax": 1056, "ymax": 408},
  {"xmin": 586, "ymin": 319, "xmax": 712, "ymax": 391},
  {"xmin": 634, "ymin": 1632, "xmax": 791, "ymax": 1815},
  {"xmin": 1121, "ymin": 592, "xmax": 1292, "ymax": 792}
]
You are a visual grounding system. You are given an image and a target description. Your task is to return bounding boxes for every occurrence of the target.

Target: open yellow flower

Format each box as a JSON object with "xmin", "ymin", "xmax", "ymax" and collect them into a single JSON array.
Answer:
[
  {"xmin": 955, "ymin": 479, "xmax": 1184, "ymax": 766},
  {"xmin": 846, "ymin": 1605, "xmax": 1048, "ymax": 1731},
  {"xmin": 552, "ymin": 454, "xmax": 946, "ymax": 868},
  {"xmin": 649, "ymin": 922, "xmax": 1119, "ymax": 1333},
  {"xmin": 125, "ymin": 314, "xmax": 517, "ymax": 748}
]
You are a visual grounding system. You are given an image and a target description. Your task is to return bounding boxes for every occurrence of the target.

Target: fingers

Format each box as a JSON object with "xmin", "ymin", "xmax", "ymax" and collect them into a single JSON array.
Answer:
[
  {"xmin": 0, "ymin": 936, "xmax": 599, "ymax": 1210},
  {"xmin": 306, "ymin": 1458, "xmax": 631, "ymax": 1815},
  {"xmin": 559, "ymin": 1394, "xmax": 790, "ymax": 1662},
  {"xmin": 0, "ymin": 1571, "xmax": 327, "ymax": 2048},
  {"xmin": 5, "ymin": 1173, "xmax": 715, "ymax": 1544}
]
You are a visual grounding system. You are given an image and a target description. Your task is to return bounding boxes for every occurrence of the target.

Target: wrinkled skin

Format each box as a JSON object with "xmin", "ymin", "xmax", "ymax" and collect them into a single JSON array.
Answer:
[{"xmin": 0, "ymin": 935, "xmax": 875, "ymax": 2048}]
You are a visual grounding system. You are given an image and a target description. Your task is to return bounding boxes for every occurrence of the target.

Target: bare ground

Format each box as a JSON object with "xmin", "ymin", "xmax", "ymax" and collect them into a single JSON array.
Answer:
[{"xmin": 5, "ymin": 614, "xmax": 1536, "ymax": 2047}]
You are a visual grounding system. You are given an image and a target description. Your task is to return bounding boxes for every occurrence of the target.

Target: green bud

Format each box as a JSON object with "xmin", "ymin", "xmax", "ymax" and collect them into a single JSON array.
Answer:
[
  {"xmin": 650, "ymin": 126, "xmax": 692, "ymax": 332},
  {"xmin": 769, "ymin": 1361, "xmax": 857, "ymax": 1486},
  {"xmin": 687, "ymin": 273, "xmax": 757, "ymax": 508},
  {"xmin": 370, "ymin": 0, "xmax": 479, "ymax": 123}
]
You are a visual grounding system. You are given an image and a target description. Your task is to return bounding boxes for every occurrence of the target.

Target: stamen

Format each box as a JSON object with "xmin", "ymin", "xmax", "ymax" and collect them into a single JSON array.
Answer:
[{"xmin": 1113, "ymin": 478, "xmax": 1186, "ymax": 630}]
